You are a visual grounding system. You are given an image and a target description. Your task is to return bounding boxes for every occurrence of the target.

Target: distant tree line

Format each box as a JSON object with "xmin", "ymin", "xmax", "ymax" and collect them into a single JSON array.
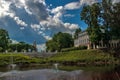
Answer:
[
  {"xmin": 0, "ymin": 28, "xmax": 36, "ymax": 52},
  {"xmin": 80, "ymin": 0, "xmax": 120, "ymax": 48}
]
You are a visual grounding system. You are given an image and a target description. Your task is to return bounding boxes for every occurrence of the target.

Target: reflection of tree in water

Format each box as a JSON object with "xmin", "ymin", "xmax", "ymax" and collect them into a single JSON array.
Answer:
[{"xmin": 91, "ymin": 66, "xmax": 120, "ymax": 80}]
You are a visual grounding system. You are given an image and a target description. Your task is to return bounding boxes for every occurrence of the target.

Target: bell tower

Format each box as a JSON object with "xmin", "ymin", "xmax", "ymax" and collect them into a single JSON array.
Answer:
[{"xmin": 33, "ymin": 40, "xmax": 37, "ymax": 52}]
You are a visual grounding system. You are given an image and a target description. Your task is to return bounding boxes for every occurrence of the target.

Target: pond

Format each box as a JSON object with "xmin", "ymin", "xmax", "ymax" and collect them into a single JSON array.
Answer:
[{"xmin": 0, "ymin": 64, "xmax": 120, "ymax": 80}]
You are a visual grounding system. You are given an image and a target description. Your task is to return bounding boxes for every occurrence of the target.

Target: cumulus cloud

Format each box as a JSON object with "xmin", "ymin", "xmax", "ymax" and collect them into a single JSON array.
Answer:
[
  {"xmin": 64, "ymin": 2, "xmax": 81, "ymax": 10},
  {"xmin": 64, "ymin": 14, "xmax": 75, "ymax": 17},
  {"xmin": 11, "ymin": 39, "xmax": 19, "ymax": 44},
  {"xmin": 31, "ymin": 24, "xmax": 41, "ymax": 31},
  {"xmin": 31, "ymin": 5, "xmax": 79, "ymax": 38},
  {"xmin": 51, "ymin": 6, "xmax": 64, "ymax": 14},
  {"xmin": 0, "ymin": 0, "xmax": 80, "ymax": 45},
  {"xmin": 37, "ymin": 43, "xmax": 46, "ymax": 52},
  {"xmin": 0, "ymin": 0, "xmax": 28, "ymax": 27},
  {"xmin": 80, "ymin": 0, "xmax": 100, "ymax": 6},
  {"xmin": 26, "ymin": 0, "xmax": 49, "ymax": 21}
]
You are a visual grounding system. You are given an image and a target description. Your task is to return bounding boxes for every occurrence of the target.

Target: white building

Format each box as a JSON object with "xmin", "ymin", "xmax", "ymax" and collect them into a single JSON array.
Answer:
[
  {"xmin": 74, "ymin": 31, "xmax": 120, "ymax": 49},
  {"xmin": 74, "ymin": 31, "xmax": 90, "ymax": 49}
]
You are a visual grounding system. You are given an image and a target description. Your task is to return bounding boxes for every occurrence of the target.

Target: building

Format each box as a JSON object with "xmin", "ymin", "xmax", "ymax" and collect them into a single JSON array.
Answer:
[
  {"xmin": 33, "ymin": 40, "xmax": 37, "ymax": 52},
  {"xmin": 74, "ymin": 31, "xmax": 120, "ymax": 49},
  {"xmin": 74, "ymin": 31, "xmax": 90, "ymax": 49}
]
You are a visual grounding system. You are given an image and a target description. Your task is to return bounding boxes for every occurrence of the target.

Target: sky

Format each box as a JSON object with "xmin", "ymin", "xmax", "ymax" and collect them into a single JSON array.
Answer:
[{"xmin": 0, "ymin": 0, "xmax": 119, "ymax": 51}]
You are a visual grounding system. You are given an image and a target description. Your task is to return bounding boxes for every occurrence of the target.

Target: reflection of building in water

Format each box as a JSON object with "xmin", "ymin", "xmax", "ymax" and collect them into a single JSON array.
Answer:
[
  {"xmin": 74, "ymin": 31, "xmax": 120, "ymax": 49},
  {"xmin": 91, "ymin": 71, "xmax": 120, "ymax": 80},
  {"xmin": 33, "ymin": 40, "xmax": 37, "ymax": 52}
]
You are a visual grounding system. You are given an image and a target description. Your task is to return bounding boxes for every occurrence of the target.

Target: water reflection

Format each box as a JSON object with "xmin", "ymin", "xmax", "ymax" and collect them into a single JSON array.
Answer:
[{"xmin": 0, "ymin": 65, "xmax": 119, "ymax": 80}]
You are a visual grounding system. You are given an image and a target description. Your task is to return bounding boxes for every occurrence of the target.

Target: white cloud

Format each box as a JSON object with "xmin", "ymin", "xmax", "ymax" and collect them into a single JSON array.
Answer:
[
  {"xmin": 64, "ymin": 2, "xmax": 81, "ymax": 10},
  {"xmin": 64, "ymin": 14, "xmax": 75, "ymax": 17},
  {"xmin": 80, "ymin": 0, "xmax": 100, "ymax": 6},
  {"xmin": 20, "ymin": 27, "xmax": 25, "ymax": 30},
  {"xmin": 11, "ymin": 39, "xmax": 19, "ymax": 44},
  {"xmin": 64, "ymin": 23, "xmax": 79, "ymax": 30},
  {"xmin": 0, "ymin": 0, "xmax": 28, "ymax": 27},
  {"xmin": 43, "ymin": 35, "xmax": 52, "ymax": 40},
  {"xmin": 51, "ymin": 6, "xmax": 64, "ymax": 14},
  {"xmin": 38, "ymin": 31, "xmax": 43, "ymax": 34},
  {"xmin": 14, "ymin": 16, "xmax": 28, "ymax": 27},
  {"xmin": 0, "ymin": 0, "xmax": 11, "ymax": 17},
  {"xmin": 37, "ymin": 44, "xmax": 46, "ymax": 52},
  {"xmin": 31, "ymin": 24, "xmax": 41, "ymax": 31},
  {"xmin": 0, "ymin": 0, "xmax": 79, "ymax": 42}
]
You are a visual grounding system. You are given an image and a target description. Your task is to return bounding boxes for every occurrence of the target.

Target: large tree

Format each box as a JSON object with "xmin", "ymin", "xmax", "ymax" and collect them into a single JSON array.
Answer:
[
  {"xmin": 81, "ymin": 3, "xmax": 102, "ymax": 48},
  {"xmin": 0, "ymin": 29, "xmax": 9, "ymax": 51},
  {"xmin": 46, "ymin": 32, "xmax": 74, "ymax": 52},
  {"xmin": 110, "ymin": 2, "xmax": 120, "ymax": 39},
  {"xmin": 80, "ymin": 0, "xmax": 120, "ymax": 48},
  {"xmin": 100, "ymin": 0, "xmax": 120, "ymax": 42},
  {"xmin": 74, "ymin": 28, "xmax": 81, "ymax": 39}
]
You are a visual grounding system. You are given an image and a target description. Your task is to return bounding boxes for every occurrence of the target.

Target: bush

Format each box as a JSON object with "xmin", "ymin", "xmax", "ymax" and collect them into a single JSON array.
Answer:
[
  {"xmin": 61, "ymin": 46, "xmax": 87, "ymax": 52},
  {"xmin": 0, "ymin": 53, "xmax": 43, "ymax": 66},
  {"xmin": 0, "ymin": 47, "xmax": 3, "ymax": 52},
  {"xmin": 47, "ymin": 50, "xmax": 117, "ymax": 65}
]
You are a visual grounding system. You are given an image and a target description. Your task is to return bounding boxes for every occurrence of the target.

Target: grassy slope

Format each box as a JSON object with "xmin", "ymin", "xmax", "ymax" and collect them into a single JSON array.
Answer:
[
  {"xmin": 0, "ymin": 50, "xmax": 119, "ymax": 66},
  {"xmin": 0, "ymin": 53, "xmax": 42, "ymax": 66},
  {"xmin": 47, "ymin": 50, "xmax": 119, "ymax": 65}
]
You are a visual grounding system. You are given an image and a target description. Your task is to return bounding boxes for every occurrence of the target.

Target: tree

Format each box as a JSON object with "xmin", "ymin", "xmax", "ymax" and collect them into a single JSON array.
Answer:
[
  {"xmin": 0, "ymin": 29, "xmax": 9, "ymax": 51},
  {"xmin": 8, "ymin": 42, "xmax": 34, "ymax": 52},
  {"xmin": 101, "ymin": 0, "xmax": 120, "ymax": 44},
  {"xmin": 46, "ymin": 40, "xmax": 59, "ymax": 52},
  {"xmin": 46, "ymin": 32, "xmax": 74, "ymax": 52},
  {"xmin": 81, "ymin": 3, "xmax": 102, "ymax": 48},
  {"xmin": 109, "ymin": 2, "xmax": 120, "ymax": 39},
  {"xmin": 74, "ymin": 28, "xmax": 81, "ymax": 39}
]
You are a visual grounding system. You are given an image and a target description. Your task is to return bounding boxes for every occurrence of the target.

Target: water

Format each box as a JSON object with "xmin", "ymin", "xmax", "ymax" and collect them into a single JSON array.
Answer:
[{"xmin": 0, "ymin": 65, "xmax": 120, "ymax": 80}]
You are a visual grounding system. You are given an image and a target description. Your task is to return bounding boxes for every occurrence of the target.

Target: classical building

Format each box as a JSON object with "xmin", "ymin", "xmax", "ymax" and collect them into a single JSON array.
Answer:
[
  {"xmin": 74, "ymin": 31, "xmax": 90, "ymax": 49},
  {"xmin": 74, "ymin": 31, "xmax": 120, "ymax": 49}
]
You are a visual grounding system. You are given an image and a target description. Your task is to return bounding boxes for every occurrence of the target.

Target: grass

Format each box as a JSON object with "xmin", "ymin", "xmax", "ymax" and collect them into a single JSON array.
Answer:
[
  {"xmin": 46, "ymin": 49, "xmax": 119, "ymax": 65},
  {"xmin": 0, "ymin": 49, "xmax": 119, "ymax": 66},
  {"xmin": 0, "ymin": 53, "xmax": 42, "ymax": 66}
]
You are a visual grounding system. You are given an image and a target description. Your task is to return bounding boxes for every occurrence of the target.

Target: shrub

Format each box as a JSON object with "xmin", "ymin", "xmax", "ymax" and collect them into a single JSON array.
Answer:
[
  {"xmin": 61, "ymin": 46, "xmax": 87, "ymax": 52},
  {"xmin": 0, "ymin": 47, "xmax": 3, "ymax": 52}
]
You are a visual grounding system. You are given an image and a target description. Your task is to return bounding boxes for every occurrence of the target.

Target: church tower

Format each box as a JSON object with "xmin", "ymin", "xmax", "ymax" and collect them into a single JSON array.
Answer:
[{"xmin": 33, "ymin": 40, "xmax": 37, "ymax": 52}]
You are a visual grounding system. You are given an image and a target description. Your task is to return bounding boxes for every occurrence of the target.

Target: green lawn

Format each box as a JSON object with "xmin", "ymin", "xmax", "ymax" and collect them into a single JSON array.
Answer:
[
  {"xmin": 0, "ymin": 50, "xmax": 119, "ymax": 66},
  {"xmin": 47, "ymin": 50, "xmax": 119, "ymax": 65},
  {"xmin": 0, "ymin": 53, "xmax": 42, "ymax": 66}
]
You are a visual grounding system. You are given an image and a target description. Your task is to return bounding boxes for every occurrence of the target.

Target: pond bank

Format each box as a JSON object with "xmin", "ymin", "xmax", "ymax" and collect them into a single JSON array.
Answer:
[{"xmin": 0, "ymin": 50, "xmax": 119, "ymax": 67}]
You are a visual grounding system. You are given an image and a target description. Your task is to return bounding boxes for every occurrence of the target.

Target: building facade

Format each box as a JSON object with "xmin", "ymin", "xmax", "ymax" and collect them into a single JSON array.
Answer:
[
  {"xmin": 74, "ymin": 31, "xmax": 120, "ymax": 49},
  {"xmin": 74, "ymin": 31, "xmax": 90, "ymax": 49}
]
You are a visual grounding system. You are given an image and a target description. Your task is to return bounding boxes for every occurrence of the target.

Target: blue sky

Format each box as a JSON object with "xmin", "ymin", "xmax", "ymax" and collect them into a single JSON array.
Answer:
[{"xmin": 0, "ymin": 0, "xmax": 119, "ymax": 50}]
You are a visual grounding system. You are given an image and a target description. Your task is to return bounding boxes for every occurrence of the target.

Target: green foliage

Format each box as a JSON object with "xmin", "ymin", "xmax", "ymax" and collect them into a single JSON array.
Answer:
[
  {"xmin": 61, "ymin": 46, "xmax": 87, "ymax": 52},
  {"xmin": 81, "ymin": 3, "xmax": 102, "ymax": 48},
  {"xmin": 74, "ymin": 28, "xmax": 81, "ymax": 39},
  {"xmin": 0, "ymin": 29, "xmax": 9, "ymax": 51},
  {"xmin": 109, "ymin": 2, "xmax": 120, "ymax": 39},
  {"xmin": 47, "ymin": 50, "xmax": 117, "ymax": 65},
  {"xmin": 0, "ymin": 47, "xmax": 3, "ymax": 52},
  {"xmin": 46, "ymin": 40, "xmax": 59, "ymax": 52},
  {"xmin": 8, "ymin": 42, "xmax": 34, "ymax": 52},
  {"xmin": 0, "ymin": 53, "xmax": 42, "ymax": 66},
  {"xmin": 46, "ymin": 32, "xmax": 74, "ymax": 52},
  {"xmin": 80, "ymin": 1, "xmax": 120, "ymax": 48}
]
